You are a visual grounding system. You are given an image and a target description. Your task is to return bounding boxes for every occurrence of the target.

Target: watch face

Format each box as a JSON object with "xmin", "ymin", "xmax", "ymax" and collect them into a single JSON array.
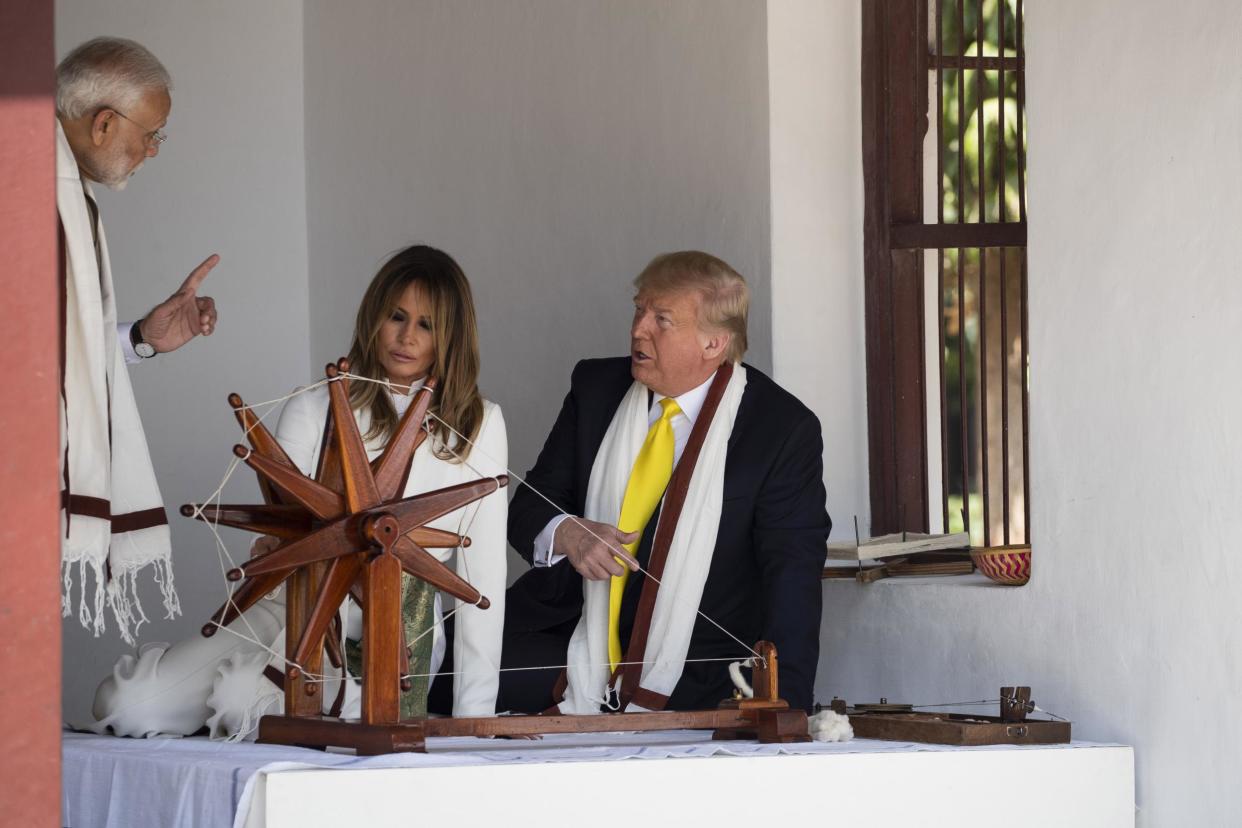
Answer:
[{"xmin": 135, "ymin": 341, "xmax": 156, "ymax": 358}]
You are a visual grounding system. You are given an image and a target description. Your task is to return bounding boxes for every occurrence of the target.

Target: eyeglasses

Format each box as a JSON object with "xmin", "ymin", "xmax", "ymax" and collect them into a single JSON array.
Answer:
[{"xmin": 110, "ymin": 108, "xmax": 167, "ymax": 147}]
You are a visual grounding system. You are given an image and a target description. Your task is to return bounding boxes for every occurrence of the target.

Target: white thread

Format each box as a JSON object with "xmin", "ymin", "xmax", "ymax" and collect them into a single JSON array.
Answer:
[
  {"xmin": 728, "ymin": 658, "xmax": 756, "ymax": 698},
  {"xmin": 394, "ymin": 655, "xmax": 748, "ymax": 683},
  {"xmin": 905, "ymin": 697, "xmax": 1067, "ymax": 721}
]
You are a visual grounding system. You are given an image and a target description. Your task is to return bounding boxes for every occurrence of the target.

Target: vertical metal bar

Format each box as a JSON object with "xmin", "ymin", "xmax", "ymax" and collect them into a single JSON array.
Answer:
[
  {"xmin": 1017, "ymin": 0, "xmax": 1029, "ymax": 542},
  {"xmin": 956, "ymin": 0, "xmax": 969, "ymax": 537},
  {"xmin": 976, "ymin": 0, "xmax": 990, "ymax": 546},
  {"xmin": 957, "ymin": 0, "xmax": 966, "ymax": 222},
  {"xmin": 1016, "ymin": 0, "xmax": 1026, "ymax": 223},
  {"xmin": 998, "ymin": 0, "xmax": 1007, "ymax": 224},
  {"xmin": 917, "ymin": 0, "xmax": 931, "ymax": 535},
  {"xmin": 936, "ymin": 0, "xmax": 950, "ymax": 533},
  {"xmin": 957, "ymin": 249, "xmax": 968, "ymax": 538},
  {"xmin": 998, "ymin": 1, "xmax": 1011, "ymax": 544},
  {"xmin": 1000, "ymin": 249, "xmax": 1011, "ymax": 544},
  {"xmin": 1020, "ymin": 250, "xmax": 1030, "ymax": 543}
]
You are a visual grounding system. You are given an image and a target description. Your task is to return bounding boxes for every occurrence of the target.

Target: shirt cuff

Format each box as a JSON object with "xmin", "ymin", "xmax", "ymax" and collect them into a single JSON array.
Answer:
[
  {"xmin": 533, "ymin": 514, "xmax": 571, "ymax": 567},
  {"xmin": 117, "ymin": 322, "xmax": 142, "ymax": 365}
]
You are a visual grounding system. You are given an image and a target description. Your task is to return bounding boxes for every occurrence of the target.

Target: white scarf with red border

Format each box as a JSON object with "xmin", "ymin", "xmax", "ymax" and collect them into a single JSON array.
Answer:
[
  {"xmin": 561, "ymin": 364, "xmax": 747, "ymax": 714},
  {"xmin": 57, "ymin": 121, "xmax": 179, "ymax": 645}
]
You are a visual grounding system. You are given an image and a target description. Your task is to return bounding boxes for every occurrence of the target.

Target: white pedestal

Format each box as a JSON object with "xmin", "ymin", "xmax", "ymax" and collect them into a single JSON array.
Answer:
[{"xmin": 252, "ymin": 740, "xmax": 1134, "ymax": 828}]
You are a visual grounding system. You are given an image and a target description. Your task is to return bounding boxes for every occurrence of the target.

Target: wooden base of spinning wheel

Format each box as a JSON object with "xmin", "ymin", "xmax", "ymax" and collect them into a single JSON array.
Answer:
[
  {"xmin": 257, "ymin": 703, "xmax": 809, "ymax": 755},
  {"xmin": 256, "ymin": 641, "xmax": 810, "ymax": 754},
  {"xmin": 259, "ymin": 714, "xmax": 428, "ymax": 755}
]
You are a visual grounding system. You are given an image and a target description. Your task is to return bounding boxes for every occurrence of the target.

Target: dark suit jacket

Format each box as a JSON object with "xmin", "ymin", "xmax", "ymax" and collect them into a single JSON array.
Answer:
[{"xmin": 507, "ymin": 357, "xmax": 830, "ymax": 712}]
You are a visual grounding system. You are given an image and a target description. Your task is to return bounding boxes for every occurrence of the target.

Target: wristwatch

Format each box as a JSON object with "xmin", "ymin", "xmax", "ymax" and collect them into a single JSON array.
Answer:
[{"xmin": 130, "ymin": 320, "xmax": 156, "ymax": 359}]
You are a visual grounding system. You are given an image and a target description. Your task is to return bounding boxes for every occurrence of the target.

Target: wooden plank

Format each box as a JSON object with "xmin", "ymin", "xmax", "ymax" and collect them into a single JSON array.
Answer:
[
  {"xmin": 863, "ymin": 0, "xmax": 931, "ymax": 535},
  {"xmin": 890, "ymin": 221, "xmax": 1027, "ymax": 249},
  {"xmin": 361, "ymin": 551, "xmax": 403, "ymax": 724},
  {"xmin": 848, "ymin": 713, "xmax": 1070, "ymax": 746},
  {"xmin": 259, "ymin": 715, "xmax": 425, "ymax": 756},
  {"xmin": 928, "ymin": 54, "xmax": 1023, "ymax": 71},
  {"xmin": 424, "ymin": 709, "xmax": 753, "ymax": 738},
  {"xmin": 827, "ymin": 531, "xmax": 970, "ymax": 561},
  {"xmin": 285, "ymin": 568, "xmax": 319, "ymax": 717},
  {"xmin": 885, "ymin": 560, "xmax": 975, "ymax": 577},
  {"xmin": 862, "ymin": 0, "xmax": 898, "ymax": 535}
]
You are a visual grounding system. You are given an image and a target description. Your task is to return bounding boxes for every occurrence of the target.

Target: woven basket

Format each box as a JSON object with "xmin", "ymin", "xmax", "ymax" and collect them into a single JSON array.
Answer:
[{"xmin": 970, "ymin": 544, "xmax": 1031, "ymax": 586}]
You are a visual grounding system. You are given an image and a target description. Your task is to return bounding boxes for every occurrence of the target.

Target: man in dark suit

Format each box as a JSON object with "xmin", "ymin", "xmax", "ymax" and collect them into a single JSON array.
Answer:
[{"xmin": 500, "ymin": 251, "xmax": 830, "ymax": 714}]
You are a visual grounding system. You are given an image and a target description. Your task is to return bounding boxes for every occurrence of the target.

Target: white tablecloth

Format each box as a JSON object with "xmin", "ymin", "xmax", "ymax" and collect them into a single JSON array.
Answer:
[{"xmin": 62, "ymin": 728, "xmax": 1124, "ymax": 828}]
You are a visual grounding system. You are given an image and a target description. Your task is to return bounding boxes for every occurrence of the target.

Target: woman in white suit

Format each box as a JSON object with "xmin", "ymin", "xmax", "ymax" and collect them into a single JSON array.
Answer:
[{"xmin": 90, "ymin": 245, "xmax": 507, "ymax": 737}]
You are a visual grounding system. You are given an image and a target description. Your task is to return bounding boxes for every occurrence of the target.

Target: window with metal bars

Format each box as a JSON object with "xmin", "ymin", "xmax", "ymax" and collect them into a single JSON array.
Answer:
[{"xmin": 862, "ymin": 0, "xmax": 1028, "ymax": 550}]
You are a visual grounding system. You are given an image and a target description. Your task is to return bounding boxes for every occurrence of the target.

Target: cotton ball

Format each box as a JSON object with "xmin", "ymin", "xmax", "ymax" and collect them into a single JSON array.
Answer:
[{"xmin": 808, "ymin": 709, "xmax": 853, "ymax": 742}]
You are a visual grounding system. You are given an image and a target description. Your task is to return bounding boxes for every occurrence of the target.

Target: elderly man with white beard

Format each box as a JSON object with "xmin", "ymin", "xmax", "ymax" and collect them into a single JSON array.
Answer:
[{"xmin": 56, "ymin": 37, "xmax": 219, "ymax": 642}]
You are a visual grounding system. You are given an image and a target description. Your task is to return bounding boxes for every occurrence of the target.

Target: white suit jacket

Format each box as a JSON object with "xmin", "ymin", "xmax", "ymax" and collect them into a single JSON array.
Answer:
[{"xmin": 273, "ymin": 385, "xmax": 508, "ymax": 716}]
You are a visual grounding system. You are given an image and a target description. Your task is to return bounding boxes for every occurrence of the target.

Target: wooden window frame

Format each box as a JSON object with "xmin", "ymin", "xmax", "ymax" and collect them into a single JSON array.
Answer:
[{"xmin": 862, "ymin": 0, "xmax": 1029, "ymax": 543}]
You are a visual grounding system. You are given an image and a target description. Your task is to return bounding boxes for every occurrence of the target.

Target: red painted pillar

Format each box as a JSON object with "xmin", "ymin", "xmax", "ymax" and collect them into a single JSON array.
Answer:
[{"xmin": 0, "ymin": 2, "xmax": 61, "ymax": 826}]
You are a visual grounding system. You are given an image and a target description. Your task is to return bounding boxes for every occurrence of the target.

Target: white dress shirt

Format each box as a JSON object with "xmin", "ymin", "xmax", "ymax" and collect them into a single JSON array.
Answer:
[
  {"xmin": 532, "ymin": 370, "xmax": 718, "ymax": 566},
  {"xmin": 117, "ymin": 322, "xmax": 141, "ymax": 364}
]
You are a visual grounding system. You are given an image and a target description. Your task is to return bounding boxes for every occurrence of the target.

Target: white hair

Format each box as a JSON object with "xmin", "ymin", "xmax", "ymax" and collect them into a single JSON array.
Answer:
[{"xmin": 56, "ymin": 37, "xmax": 171, "ymax": 119}]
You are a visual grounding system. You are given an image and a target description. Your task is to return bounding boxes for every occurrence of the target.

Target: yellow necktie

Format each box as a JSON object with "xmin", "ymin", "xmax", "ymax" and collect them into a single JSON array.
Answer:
[{"xmin": 609, "ymin": 396, "xmax": 682, "ymax": 671}]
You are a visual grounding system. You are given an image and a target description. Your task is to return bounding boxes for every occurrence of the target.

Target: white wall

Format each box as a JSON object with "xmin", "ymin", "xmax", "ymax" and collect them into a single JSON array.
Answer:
[
  {"xmin": 302, "ymin": 0, "xmax": 773, "ymax": 494},
  {"xmin": 770, "ymin": 2, "xmax": 1242, "ymax": 825},
  {"xmin": 768, "ymin": 0, "xmax": 868, "ymax": 540},
  {"xmin": 56, "ymin": 0, "xmax": 310, "ymax": 724}
]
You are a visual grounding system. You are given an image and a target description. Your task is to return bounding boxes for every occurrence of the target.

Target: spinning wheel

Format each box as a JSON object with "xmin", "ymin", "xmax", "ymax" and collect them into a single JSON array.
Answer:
[
  {"xmin": 184, "ymin": 359, "xmax": 506, "ymax": 753},
  {"xmin": 186, "ymin": 358, "xmax": 808, "ymax": 754}
]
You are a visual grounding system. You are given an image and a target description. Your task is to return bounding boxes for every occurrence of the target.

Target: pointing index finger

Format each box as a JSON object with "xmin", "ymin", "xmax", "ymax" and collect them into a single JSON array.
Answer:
[{"xmin": 180, "ymin": 254, "xmax": 220, "ymax": 293}]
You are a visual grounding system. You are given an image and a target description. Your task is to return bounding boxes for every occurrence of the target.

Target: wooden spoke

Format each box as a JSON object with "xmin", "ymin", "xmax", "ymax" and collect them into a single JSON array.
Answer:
[
  {"xmin": 291, "ymin": 554, "xmax": 364, "ymax": 670},
  {"xmin": 230, "ymin": 393, "xmax": 298, "ymax": 504},
  {"xmin": 391, "ymin": 537, "xmax": 489, "ymax": 610},
  {"xmin": 201, "ymin": 570, "xmax": 290, "ymax": 637},
  {"xmin": 406, "ymin": 526, "xmax": 468, "ymax": 549},
  {"xmin": 326, "ymin": 361, "xmax": 381, "ymax": 512},
  {"xmin": 372, "ymin": 378, "xmax": 437, "ymax": 500},
  {"xmin": 386, "ymin": 477, "xmax": 507, "ymax": 536},
  {"xmin": 316, "ymin": 410, "xmax": 345, "ymax": 494},
  {"xmin": 242, "ymin": 516, "xmax": 362, "ymax": 576},
  {"xmin": 180, "ymin": 503, "xmax": 312, "ymax": 539},
  {"xmin": 236, "ymin": 445, "xmax": 344, "ymax": 521}
]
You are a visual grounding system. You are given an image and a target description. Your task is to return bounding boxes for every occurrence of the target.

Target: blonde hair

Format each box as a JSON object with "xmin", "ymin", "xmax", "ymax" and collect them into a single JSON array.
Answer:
[
  {"xmin": 347, "ymin": 246, "xmax": 483, "ymax": 461},
  {"xmin": 633, "ymin": 251, "xmax": 749, "ymax": 362}
]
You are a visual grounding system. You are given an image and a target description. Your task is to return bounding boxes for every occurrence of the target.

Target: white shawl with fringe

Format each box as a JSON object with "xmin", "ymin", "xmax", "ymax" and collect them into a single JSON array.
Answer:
[
  {"xmin": 57, "ymin": 121, "xmax": 179, "ymax": 644},
  {"xmin": 561, "ymin": 364, "xmax": 746, "ymax": 714}
]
